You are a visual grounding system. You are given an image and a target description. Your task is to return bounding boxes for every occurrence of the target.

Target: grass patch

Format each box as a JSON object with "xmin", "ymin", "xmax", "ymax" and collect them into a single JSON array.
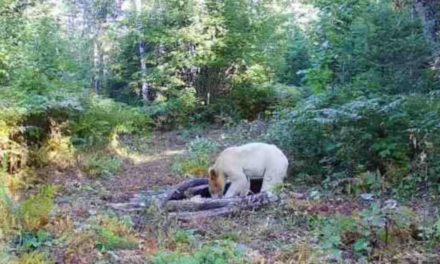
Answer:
[
  {"xmin": 151, "ymin": 240, "xmax": 247, "ymax": 264},
  {"xmin": 93, "ymin": 216, "xmax": 139, "ymax": 251}
]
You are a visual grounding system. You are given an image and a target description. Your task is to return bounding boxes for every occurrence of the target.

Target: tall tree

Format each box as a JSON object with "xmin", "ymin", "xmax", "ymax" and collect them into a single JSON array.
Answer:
[{"xmin": 131, "ymin": 0, "xmax": 151, "ymax": 102}]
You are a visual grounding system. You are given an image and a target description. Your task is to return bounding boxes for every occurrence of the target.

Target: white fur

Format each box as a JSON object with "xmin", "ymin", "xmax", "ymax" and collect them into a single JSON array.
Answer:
[{"xmin": 211, "ymin": 142, "xmax": 288, "ymax": 198}]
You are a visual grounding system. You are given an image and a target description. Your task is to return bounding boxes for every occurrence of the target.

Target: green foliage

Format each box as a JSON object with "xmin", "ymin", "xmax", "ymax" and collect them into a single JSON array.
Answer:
[
  {"xmin": 0, "ymin": 172, "xmax": 15, "ymax": 237},
  {"xmin": 108, "ymin": 0, "xmax": 291, "ymax": 125},
  {"xmin": 232, "ymin": 82, "xmax": 301, "ymax": 119},
  {"xmin": 144, "ymin": 88, "xmax": 197, "ymax": 129},
  {"xmin": 1, "ymin": 0, "xmax": 440, "ymax": 262},
  {"xmin": 79, "ymin": 153, "xmax": 122, "ymax": 179},
  {"xmin": 152, "ymin": 252, "xmax": 198, "ymax": 264},
  {"xmin": 30, "ymin": 136, "xmax": 75, "ymax": 170},
  {"xmin": 317, "ymin": 215, "xmax": 357, "ymax": 259},
  {"xmin": 306, "ymin": 0, "xmax": 437, "ymax": 94},
  {"xmin": 172, "ymin": 229, "xmax": 196, "ymax": 245},
  {"xmin": 267, "ymin": 93, "xmax": 440, "ymax": 193},
  {"xmin": 231, "ymin": 85, "xmax": 276, "ymax": 120},
  {"xmin": 17, "ymin": 185, "xmax": 56, "ymax": 231},
  {"xmin": 72, "ymin": 96, "xmax": 152, "ymax": 148},
  {"xmin": 18, "ymin": 230, "xmax": 51, "ymax": 252},
  {"xmin": 172, "ymin": 138, "xmax": 219, "ymax": 176},
  {"xmin": 316, "ymin": 203, "xmax": 418, "ymax": 260},
  {"xmin": 419, "ymin": 217, "xmax": 440, "ymax": 244},
  {"xmin": 94, "ymin": 216, "xmax": 138, "ymax": 251},
  {"xmin": 14, "ymin": 251, "xmax": 53, "ymax": 264},
  {"xmin": 190, "ymin": 82, "xmax": 301, "ymax": 125},
  {"xmin": 151, "ymin": 240, "xmax": 247, "ymax": 264}
]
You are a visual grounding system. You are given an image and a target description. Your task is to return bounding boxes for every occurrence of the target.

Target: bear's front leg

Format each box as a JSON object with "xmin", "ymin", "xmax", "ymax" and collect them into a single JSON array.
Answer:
[{"xmin": 224, "ymin": 174, "xmax": 249, "ymax": 198}]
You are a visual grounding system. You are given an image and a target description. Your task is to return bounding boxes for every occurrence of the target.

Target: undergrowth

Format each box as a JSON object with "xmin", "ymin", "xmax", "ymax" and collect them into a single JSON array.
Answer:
[
  {"xmin": 93, "ymin": 216, "xmax": 139, "ymax": 251},
  {"xmin": 172, "ymin": 138, "xmax": 219, "ymax": 176},
  {"xmin": 267, "ymin": 93, "xmax": 440, "ymax": 196},
  {"xmin": 313, "ymin": 202, "xmax": 440, "ymax": 262},
  {"xmin": 151, "ymin": 240, "xmax": 247, "ymax": 264},
  {"xmin": 78, "ymin": 152, "xmax": 122, "ymax": 179}
]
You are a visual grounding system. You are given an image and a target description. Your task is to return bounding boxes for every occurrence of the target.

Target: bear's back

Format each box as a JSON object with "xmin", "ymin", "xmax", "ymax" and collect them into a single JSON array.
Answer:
[{"xmin": 215, "ymin": 142, "xmax": 286, "ymax": 171}]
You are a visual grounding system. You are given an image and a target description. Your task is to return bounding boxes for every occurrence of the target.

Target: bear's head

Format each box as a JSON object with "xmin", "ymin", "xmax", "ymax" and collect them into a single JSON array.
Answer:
[{"xmin": 208, "ymin": 167, "xmax": 225, "ymax": 198}]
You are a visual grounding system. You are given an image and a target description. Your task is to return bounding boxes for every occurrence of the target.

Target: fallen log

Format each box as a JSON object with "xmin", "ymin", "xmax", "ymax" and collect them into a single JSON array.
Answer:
[
  {"xmin": 184, "ymin": 184, "xmax": 210, "ymax": 198},
  {"xmin": 108, "ymin": 178, "xmax": 280, "ymax": 220},
  {"xmin": 168, "ymin": 207, "xmax": 239, "ymax": 221},
  {"xmin": 165, "ymin": 192, "xmax": 278, "ymax": 212},
  {"xmin": 108, "ymin": 202, "xmax": 146, "ymax": 212},
  {"xmin": 164, "ymin": 178, "xmax": 209, "ymax": 201}
]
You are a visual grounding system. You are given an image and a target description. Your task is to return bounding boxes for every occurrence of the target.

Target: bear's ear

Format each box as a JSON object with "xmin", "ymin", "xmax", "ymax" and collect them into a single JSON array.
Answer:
[{"xmin": 209, "ymin": 167, "xmax": 217, "ymax": 180}]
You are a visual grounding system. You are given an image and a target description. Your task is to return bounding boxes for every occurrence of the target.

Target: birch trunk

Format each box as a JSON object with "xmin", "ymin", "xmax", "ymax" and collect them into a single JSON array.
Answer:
[
  {"xmin": 92, "ymin": 29, "xmax": 102, "ymax": 93},
  {"xmin": 133, "ymin": 0, "xmax": 150, "ymax": 101}
]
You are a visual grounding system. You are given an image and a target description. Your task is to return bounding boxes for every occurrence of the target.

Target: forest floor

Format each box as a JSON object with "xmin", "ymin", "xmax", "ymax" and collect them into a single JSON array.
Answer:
[
  {"xmin": 41, "ymin": 125, "xmax": 316, "ymax": 263},
  {"xmin": 38, "ymin": 124, "xmax": 440, "ymax": 263}
]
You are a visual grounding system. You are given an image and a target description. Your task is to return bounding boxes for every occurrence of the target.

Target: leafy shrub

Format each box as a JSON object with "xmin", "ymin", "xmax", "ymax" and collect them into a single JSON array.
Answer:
[
  {"xmin": 17, "ymin": 185, "xmax": 56, "ymax": 231},
  {"xmin": 316, "ymin": 203, "xmax": 418, "ymax": 260},
  {"xmin": 94, "ymin": 216, "xmax": 138, "ymax": 251},
  {"xmin": 231, "ymin": 83, "xmax": 277, "ymax": 120},
  {"xmin": 191, "ymin": 83, "xmax": 300, "ymax": 125},
  {"xmin": 306, "ymin": 0, "xmax": 437, "ymax": 94},
  {"xmin": 71, "ymin": 96, "xmax": 152, "ymax": 148},
  {"xmin": 270, "ymin": 83, "xmax": 302, "ymax": 110},
  {"xmin": 231, "ymin": 68, "xmax": 302, "ymax": 119},
  {"xmin": 171, "ymin": 229, "xmax": 196, "ymax": 245},
  {"xmin": 190, "ymin": 98, "xmax": 240, "ymax": 126},
  {"xmin": 419, "ymin": 217, "xmax": 440, "ymax": 245},
  {"xmin": 29, "ymin": 136, "xmax": 75, "ymax": 170},
  {"xmin": 172, "ymin": 138, "xmax": 219, "ymax": 176},
  {"xmin": 267, "ymin": 94, "xmax": 440, "ymax": 193},
  {"xmin": 18, "ymin": 230, "xmax": 51, "ymax": 252},
  {"xmin": 0, "ymin": 172, "xmax": 15, "ymax": 237},
  {"xmin": 144, "ymin": 88, "xmax": 197, "ymax": 130},
  {"xmin": 78, "ymin": 153, "xmax": 122, "ymax": 179},
  {"xmin": 0, "ymin": 109, "xmax": 29, "ymax": 174}
]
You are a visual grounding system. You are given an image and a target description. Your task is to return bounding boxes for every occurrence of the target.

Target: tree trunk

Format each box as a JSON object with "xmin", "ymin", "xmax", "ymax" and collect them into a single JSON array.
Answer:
[
  {"xmin": 92, "ymin": 28, "xmax": 102, "ymax": 93},
  {"xmin": 133, "ymin": 0, "xmax": 150, "ymax": 102},
  {"xmin": 139, "ymin": 42, "xmax": 150, "ymax": 101},
  {"xmin": 414, "ymin": 0, "xmax": 440, "ymax": 52}
]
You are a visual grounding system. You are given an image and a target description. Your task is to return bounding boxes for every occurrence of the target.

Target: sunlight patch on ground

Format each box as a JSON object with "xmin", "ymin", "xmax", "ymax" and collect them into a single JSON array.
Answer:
[{"xmin": 111, "ymin": 143, "xmax": 184, "ymax": 164}]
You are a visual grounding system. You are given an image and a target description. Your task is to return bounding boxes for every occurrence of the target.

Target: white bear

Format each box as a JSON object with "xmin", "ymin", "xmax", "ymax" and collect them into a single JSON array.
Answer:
[{"xmin": 208, "ymin": 142, "xmax": 288, "ymax": 198}]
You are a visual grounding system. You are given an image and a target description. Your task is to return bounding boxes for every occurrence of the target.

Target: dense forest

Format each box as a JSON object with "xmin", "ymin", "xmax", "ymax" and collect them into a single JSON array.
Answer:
[{"xmin": 1, "ymin": 0, "xmax": 440, "ymax": 263}]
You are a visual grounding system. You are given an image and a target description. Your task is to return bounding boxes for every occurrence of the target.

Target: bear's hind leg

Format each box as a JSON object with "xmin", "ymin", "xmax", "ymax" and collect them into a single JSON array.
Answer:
[{"xmin": 261, "ymin": 168, "xmax": 286, "ymax": 193}]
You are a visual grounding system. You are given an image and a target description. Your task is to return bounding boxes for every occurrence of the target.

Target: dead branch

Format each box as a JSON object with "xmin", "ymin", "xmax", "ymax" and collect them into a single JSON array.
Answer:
[
  {"xmin": 166, "ymin": 192, "xmax": 278, "ymax": 212},
  {"xmin": 164, "ymin": 178, "xmax": 209, "ymax": 201},
  {"xmin": 184, "ymin": 184, "xmax": 210, "ymax": 198},
  {"xmin": 168, "ymin": 207, "xmax": 239, "ymax": 221},
  {"xmin": 108, "ymin": 178, "xmax": 281, "ymax": 220}
]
